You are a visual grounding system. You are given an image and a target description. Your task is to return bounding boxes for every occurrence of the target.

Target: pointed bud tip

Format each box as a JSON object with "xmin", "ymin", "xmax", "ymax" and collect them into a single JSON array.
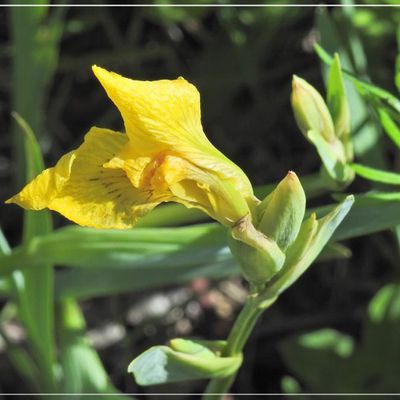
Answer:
[
  {"xmin": 280, "ymin": 171, "xmax": 303, "ymax": 193},
  {"xmin": 286, "ymin": 170, "xmax": 299, "ymax": 181},
  {"xmin": 292, "ymin": 75, "xmax": 306, "ymax": 91}
]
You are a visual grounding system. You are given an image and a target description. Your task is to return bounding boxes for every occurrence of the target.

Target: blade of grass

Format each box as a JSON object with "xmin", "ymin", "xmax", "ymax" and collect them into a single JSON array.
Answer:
[
  {"xmin": 10, "ymin": 114, "xmax": 56, "ymax": 391},
  {"xmin": 377, "ymin": 107, "xmax": 400, "ymax": 149},
  {"xmin": 0, "ymin": 231, "xmax": 40, "ymax": 389},
  {"xmin": 351, "ymin": 163, "xmax": 400, "ymax": 185},
  {"xmin": 10, "ymin": 2, "xmax": 65, "ymax": 186},
  {"xmin": 315, "ymin": 44, "xmax": 400, "ymax": 114},
  {"xmin": 3, "ymin": 192, "xmax": 400, "ymax": 279},
  {"xmin": 50, "ymin": 193, "xmax": 400, "ymax": 300},
  {"xmin": 0, "ymin": 229, "xmax": 11, "ymax": 295},
  {"xmin": 396, "ymin": 24, "xmax": 400, "ymax": 92},
  {"xmin": 58, "ymin": 299, "xmax": 127, "ymax": 397},
  {"xmin": 55, "ymin": 258, "xmax": 236, "ymax": 300},
  {"xmin": 315, "ymin": 9, "xmax": 386, "ymax": 172}
]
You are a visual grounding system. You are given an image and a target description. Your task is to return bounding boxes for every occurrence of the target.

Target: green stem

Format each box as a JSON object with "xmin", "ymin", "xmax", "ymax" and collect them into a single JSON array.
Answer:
[{"xmin": 203, "ymin": 293, "xmax": 276, "ymax": 399}]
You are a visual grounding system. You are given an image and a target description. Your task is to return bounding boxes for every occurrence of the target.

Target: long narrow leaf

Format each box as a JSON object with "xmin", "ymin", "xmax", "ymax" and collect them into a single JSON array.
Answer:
[
  {"xmin": 50, "ymin": 193, "xmax": 400, "ymax": 300},
  {"xmin": 10, "ymin": 114, "xmax": 55, "ymax": 390},
  {"xmin": 2, "ymin": 192, "xmax": 400, "ymax": 280},
  {"xmin": 377, "ymin": 107, "xmax": 400, "ymax": 149},
  {"xmin": 0, "ymin": 230, "xmax": 39, "ymax": 389},
  {"xmin": 351, "ymin": 163, "xmax": 400, "ymax": 185},
  {"xmin": 58, "ymin": 299, "xmax": 127, "ymax": 398},
  {"xmin": 315, "ymin": 44, "xmax": 400, "ymax": 113},
  {"xmin": 55, "ymin": 258, "xmax": 236, "ymax": 300}
]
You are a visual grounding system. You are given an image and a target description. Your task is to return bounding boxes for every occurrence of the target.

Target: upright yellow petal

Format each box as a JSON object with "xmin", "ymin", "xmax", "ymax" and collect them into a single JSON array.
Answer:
[
  {"xmin": 92, "ymin": 66, "xmax": 254, "ymax": 200},
  {"xmin": 7, "ymin": 127, "xmax": 159, "ymax": 229}
]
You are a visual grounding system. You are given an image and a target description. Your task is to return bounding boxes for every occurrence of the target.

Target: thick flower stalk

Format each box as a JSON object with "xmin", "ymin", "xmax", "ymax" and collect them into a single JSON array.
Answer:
[{"xmin": 7, "ymin": 67, "xmax": 257, "ymax": 229}]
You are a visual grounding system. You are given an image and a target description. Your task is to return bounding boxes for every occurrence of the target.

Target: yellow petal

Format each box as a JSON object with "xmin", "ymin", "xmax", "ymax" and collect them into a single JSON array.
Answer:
[
  {"xmin": 6, "ymin": 150, "xmax": 76, "ymax": 209},
  {"xmin": 7, "ymin": 127, "xmax": 159, "ymax": 229},
  {"xmin": 92, "ymin": 66, "xmax": 254, "ymax": 201},
  {"xmin": 161, "ymin": 156, "xmax": 250, "ymax": 225},
  {"xmin": 107, "ymin": 151, "xmax": 250, "ymax": 226}
]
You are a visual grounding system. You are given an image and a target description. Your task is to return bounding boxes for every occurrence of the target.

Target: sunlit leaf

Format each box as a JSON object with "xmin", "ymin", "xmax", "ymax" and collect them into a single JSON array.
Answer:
[
  {"xmin": 128, "ymin": 338, "xmax": 241, "ymax": 385},
  {"xmin": 377, "ymin": 107, "xmax": 400, "ymax": 149},
  {"xmin": 315, "ymin": 44, "xmax": 400, "ymax": 113},
  {"xmin": 351, "ymin": 163, "xmax": 400, "ymax": 185}
]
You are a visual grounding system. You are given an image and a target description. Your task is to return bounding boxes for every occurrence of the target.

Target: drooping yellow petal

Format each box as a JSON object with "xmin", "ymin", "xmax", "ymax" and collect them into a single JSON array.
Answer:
[
  {"xmin": 7, "ymin": 127, "xmax": 159, "ymax": 229},
  {"xmin": 6, "ymin": 150, "xmax": 76, "ymax": 210},
  {"xmin": 92, "ymin": 66, "xmax": 254, "ymax": 201},
  {"xmin": 105, "ymin": 151, "xmax": 250, "ymax": 226},
  {"xmin": 161, "ymin": 155, "xmax": 251, "ymax": 225}
]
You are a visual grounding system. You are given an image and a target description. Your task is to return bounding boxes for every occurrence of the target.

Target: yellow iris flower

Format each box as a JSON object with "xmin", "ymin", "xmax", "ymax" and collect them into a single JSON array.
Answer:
[{"xmin": 7, "ymin": 66, "xmax": 257, "ymax": 229}]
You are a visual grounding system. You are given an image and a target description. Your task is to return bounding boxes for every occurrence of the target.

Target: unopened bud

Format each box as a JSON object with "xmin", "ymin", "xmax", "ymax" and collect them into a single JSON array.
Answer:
[
  {"xmin": 229, "ymin": 215, "xmax": 285, "ymax": 286},
  {"xmin": 258, "ymin": 171, "xmax": 306, "ymax": 251},
  {"xmin": 291, "ymin": 75, "xmax": 336, "ymax": 143}
]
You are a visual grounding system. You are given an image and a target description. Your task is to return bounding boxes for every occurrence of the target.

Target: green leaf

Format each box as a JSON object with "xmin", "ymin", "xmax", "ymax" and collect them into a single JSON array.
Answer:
[
  {"xmin": 5, "ymin": 223, "xmax": 227, "ymax": 270},
  {"xmin": 279, "ymin": 329, "xmax": 354, "ymax": 392},
  {"xmin": 10, "ymin": 114, "xmax": 55, "ymax": 390},
  {"xmin": 351, "ymin": 163, "xmax": 400, "ymax": 185},
  {"xmin": 266, "ymin": 196, "xmax": 354, "ymax": 297},
  {"xmin": 395, "ymin": 24, "xmax": 400, "ymax": 92},
  {"xmin": 318, "ymin": 242, "xmax": 352, "ymax": 261},
  {"xmin": 377, "ymin": 107, "xmax": 400, "ymax": 149},
  {"xmin": 0, "ymin": 231, "xmax": 38, "ymax": 388},
  {"xmin": 10, "ymin": 5, "xmax": 65, "ymax": 185},
  {"xmin": 128, "ymin": 339, "xmax": 242, "ymax": 386},
  {"xmin": 315, "ymin": 44, "xmax": 400, "ymax": 114},
  {"xmin": 358, "ymin": 284, "xmax": 400, "ymax": 392},
  {"xmin": 0, "ymin": 229, "xmax": 11, "ymax": 295},
  {"xmin": 306, "ymin": 129, "xmax": 350, "ymax": 183},
  {"xmin": 315, "ymin": 8, "xmax": 381, "ymax": 162},
  {"xmin": 315, "ymin": 191, "xmax": 400, "ymax": 241},
  {"xmin": 3, "ymin": 192, "xmax": 400, "ymax": 300},
  {"xmin": 281, "ymin": 375, "xmax": 302, "ymax": 394},
  {"xmin": 59, "ymin": 299, "xmax": 126, "ymax": 398},
  {"xmin": 55, "ymin": 258, "xmax": 236, "ymax": 301},
  {"xmin": 327, "ymin": 53, "xmax": 350, "ymax": 140},
  {"xmin": 279, "ymin": 284, "xmax": 400, "ymax": 392},
  {"xmin": 368, "ymin": 284, "xmax": 400, "ymax": 325}
]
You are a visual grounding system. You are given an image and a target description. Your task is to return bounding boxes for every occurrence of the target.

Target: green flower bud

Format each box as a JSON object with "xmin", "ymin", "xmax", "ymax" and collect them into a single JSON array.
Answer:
[
  {"xmin": 258, "ymin": 171, "xmax": 306, "ymax": 251},
  {"xmin": 291, "ymin": 75, "xmax": 336, "ymax": 143},
  {"xmin": 229, "ymin": 214, "xmax": 285, "ymax": 287},
  {"xmin": 291, "ymin": 75, "xmax": 353, "ymax": 186}
]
